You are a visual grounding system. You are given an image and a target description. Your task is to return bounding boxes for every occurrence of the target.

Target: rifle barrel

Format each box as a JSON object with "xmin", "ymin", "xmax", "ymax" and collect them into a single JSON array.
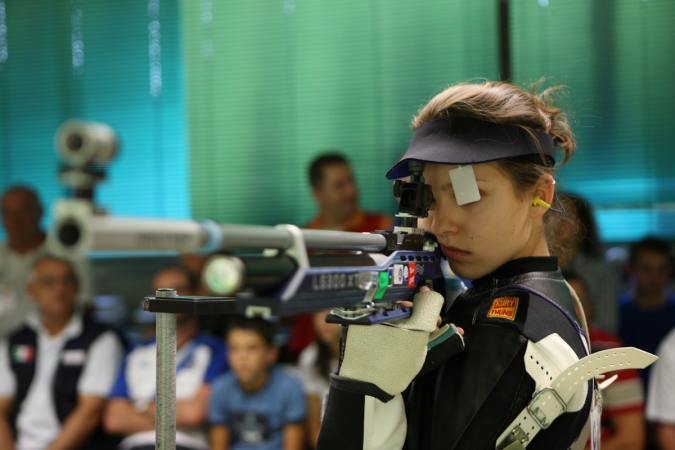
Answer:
[{"xmin": 54, "ymin": 214, "xmax": 389, "ymax": 253}]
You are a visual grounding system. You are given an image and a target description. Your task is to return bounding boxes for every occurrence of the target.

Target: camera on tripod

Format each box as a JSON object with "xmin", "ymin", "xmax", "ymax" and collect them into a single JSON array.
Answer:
[
  {"xmin": 51, "ymin": 120, "xmax": 119, "ymax": 254},
  {"xmin": 55, "ymin": 119, "xmax": 118, "ymax": 200}
]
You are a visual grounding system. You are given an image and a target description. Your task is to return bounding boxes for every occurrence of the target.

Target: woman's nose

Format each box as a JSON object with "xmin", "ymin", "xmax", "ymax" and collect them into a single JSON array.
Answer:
[{"xmin": 429, "ymin": 200, "xmax": 460, "ymax": 238}]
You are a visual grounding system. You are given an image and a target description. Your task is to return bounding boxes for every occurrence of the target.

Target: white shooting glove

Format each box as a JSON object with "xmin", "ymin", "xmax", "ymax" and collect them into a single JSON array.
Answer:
[{"xmin": 334, "ymin": 289, "xmax": 465, "ymax": 400}]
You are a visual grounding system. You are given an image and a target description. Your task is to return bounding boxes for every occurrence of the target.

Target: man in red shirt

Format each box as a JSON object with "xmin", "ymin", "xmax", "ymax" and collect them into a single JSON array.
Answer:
[
  {"xmin": 305, "ymin": 153, "xmax": 392, "ymax": 232},
  {"xmin": 565, "ymin": 271, "xmax": 645, "ymax": 450}
]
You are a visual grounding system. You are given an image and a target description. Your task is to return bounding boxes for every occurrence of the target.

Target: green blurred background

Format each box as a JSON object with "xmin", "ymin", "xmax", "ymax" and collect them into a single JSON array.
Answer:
[{"xmin": 1, "ymin": 0, "xmax": 674, "ymax": 243}]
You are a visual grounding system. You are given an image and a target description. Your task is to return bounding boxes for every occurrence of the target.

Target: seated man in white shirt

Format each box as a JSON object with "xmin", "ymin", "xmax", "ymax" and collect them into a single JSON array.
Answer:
[
  {"xmin": 103, "ymin": 267, "xmax": 228, "ymax": 450},
  {"xmin": 0, "ymin": 255, "xmax": 125, "ymax": 450},
  {"xmin": 646, "ymin": 328, "xmax": 675, "ymax": 450},
  {"xmin": 0, "ymin": 185, "xmax": 91, "ymax": 337}
]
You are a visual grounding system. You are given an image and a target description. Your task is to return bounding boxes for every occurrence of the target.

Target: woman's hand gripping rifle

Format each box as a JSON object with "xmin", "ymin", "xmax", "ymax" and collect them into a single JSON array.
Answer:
[{"xmin": 333, "ymin": 286, "xmax": 465, "ymax": 400}]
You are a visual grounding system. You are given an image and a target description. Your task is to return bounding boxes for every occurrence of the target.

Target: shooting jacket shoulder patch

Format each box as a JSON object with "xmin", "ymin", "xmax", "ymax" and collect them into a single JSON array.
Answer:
[
  {"xmin": 487, "ymin": 296, "xmax": 519, "ymax": 320},
  {"xmin": 474, "ymin": 289, "xmax": 529, "ymax": 334}
]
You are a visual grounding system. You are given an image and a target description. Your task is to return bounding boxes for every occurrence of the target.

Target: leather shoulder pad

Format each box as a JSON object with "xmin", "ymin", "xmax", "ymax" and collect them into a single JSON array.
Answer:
[{"xmin": 520, "ymin": 290, "xmax": 587, "ymax": 358}]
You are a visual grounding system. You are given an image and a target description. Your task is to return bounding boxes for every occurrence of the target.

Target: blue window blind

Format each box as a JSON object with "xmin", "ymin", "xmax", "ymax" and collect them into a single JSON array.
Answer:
[
  {"xmin": 0, "ymin": 0, "xmax": 188, "ymax": 241},
  {"xmin": 182, "ymin": 0, "xmax": 499, "ymax": 226}
]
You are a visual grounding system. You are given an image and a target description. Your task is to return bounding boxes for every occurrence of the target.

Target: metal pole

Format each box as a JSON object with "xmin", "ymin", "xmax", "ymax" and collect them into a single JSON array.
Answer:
[{"xmin": 155, "ymin": 288, "xmax": 177, "ymax": 450}]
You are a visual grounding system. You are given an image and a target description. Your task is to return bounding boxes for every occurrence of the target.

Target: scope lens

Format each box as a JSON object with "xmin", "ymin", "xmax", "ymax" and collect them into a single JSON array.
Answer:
[
  {"xmin": 203, "ymin": 257, "xmax": 243, "ymax": 295},
  {"xmin": 66, "ymin": 134, "xmax": 83, "ymax": 151},
  {"xmin": 58, "ymin": 221, "xmax": 81, "ymax": 246}
]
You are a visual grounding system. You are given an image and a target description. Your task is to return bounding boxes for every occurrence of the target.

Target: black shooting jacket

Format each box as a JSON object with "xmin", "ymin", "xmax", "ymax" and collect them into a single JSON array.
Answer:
[{"xmin": 318, "ymin": 256, "xmax": 592, "ymax": 450}]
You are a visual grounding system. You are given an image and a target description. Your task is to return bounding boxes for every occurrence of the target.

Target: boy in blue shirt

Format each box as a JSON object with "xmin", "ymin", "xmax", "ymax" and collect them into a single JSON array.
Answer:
[
  {"xmin": 209, "ymin": 317, "xmax": 306, "ymax": 450},
  {"xmin": 619, "ymin": 237, "xmax": 675, "ymax": 390}
]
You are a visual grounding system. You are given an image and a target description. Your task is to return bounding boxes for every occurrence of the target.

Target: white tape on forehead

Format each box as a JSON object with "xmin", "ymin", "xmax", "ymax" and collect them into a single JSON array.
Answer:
[{"xmin": 448, "ymin": 165, "xmax": 481, "ymax": 205}]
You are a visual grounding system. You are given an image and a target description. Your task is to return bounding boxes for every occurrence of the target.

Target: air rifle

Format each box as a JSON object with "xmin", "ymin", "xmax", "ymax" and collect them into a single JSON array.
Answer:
[
  {"xmin": 49, "ymin": 120, "xmax": 468, "ymax": 450},
  {"xmin": 50, "ymin": 120, "xmax": 463, "ymax": 324}
]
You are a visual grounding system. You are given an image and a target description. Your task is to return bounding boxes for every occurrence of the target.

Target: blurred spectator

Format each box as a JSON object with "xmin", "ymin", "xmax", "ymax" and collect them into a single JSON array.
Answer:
[
  {"xmin": 0, "ymin": 255, "xmax": 124, "ymax": 450},
  {"xmin": 305, "ymin": 153, "xmax": 392, "ymax": 232},
  {"xmin": 565, "ymin": 271, "xmax": 645, "ymax": 450},
  {"xmin": 646, "ymin": 328, "xmax": 675, "ymax": 450},
  {"xmin": 209, "ymin": 317, "xmax": 306, "ymax": 450},
  {"xmin": 556, "ymin": 193, "xmax": 620, "ymax": 333},
  {"xmin": 0, "ymin": 185, "xmax": 91, "ymax": 337},
  {"xmin": 104, "ymin": 267, "xmax": 228, "ymax": 450},
  {"xmin": 294, "ymin": 310, "xmax": 341, "ymax": 448},
  {"xmin": 618, "ymin": 237, "xmax": 675, "ymax": 390}
]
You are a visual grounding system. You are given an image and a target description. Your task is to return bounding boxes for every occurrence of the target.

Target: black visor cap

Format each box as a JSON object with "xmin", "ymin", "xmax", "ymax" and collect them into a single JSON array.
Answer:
[{"xmin": 386, "ymin": 117, "xmax": 556, "ymax": 180}]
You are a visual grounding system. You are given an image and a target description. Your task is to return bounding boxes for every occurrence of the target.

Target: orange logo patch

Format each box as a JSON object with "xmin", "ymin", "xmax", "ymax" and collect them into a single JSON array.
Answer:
[{"xmin": 487, "ymin": 297, "xmax": 519, "ymax": 321}]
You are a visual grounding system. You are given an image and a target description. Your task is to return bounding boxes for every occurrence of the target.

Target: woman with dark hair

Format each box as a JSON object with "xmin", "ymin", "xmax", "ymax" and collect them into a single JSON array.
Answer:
[
  {"xmin": 315, "ymin": 81, "xmax": 655, "ymax": 450},
  {"xmin": 556, "ymin": 193, "xmax": 620, "ymax": 334}
]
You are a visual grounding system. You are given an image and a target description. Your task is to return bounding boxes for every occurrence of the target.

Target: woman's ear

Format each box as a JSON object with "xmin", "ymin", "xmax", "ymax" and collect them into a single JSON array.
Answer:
[{"xmin": 531, "ymin": 175, "xmax": 555, "ymax": 218}]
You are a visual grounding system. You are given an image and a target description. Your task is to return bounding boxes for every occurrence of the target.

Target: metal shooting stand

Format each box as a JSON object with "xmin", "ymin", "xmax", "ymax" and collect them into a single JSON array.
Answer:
[{"xmin": 145, "ymin": 289, "xmax": 237, "ymax": 449}]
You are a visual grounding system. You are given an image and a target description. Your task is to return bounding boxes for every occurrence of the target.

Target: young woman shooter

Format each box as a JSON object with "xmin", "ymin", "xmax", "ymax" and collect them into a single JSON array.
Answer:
[{"xmin": 317, "ymin": 81, "xmax": 595, "ymax": 450}]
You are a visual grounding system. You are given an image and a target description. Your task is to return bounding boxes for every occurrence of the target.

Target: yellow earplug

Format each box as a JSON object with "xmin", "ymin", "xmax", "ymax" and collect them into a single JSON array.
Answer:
[{"xmin": 532, "ymin": 195, "xmax": 551, "ymax": 209}]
